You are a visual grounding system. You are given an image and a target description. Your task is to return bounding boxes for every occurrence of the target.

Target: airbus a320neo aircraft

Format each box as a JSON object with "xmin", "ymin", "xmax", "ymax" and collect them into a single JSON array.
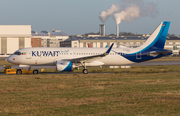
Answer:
[{"xmin": 7, "ymin": 21, "xmax": 172, "ymax": 74}]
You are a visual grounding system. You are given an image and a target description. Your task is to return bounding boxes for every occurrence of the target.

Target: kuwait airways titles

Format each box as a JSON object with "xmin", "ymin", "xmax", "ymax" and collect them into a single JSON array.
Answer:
[{"xmin": 32, "ymin": 50, "xmax": 69, "ymax": 57}]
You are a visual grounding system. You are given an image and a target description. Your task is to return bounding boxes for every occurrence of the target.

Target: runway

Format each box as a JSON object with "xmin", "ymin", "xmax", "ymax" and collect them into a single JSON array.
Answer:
[{"xmin": 1, "ymin": 61, "xmax": 180, "ymax": 70}]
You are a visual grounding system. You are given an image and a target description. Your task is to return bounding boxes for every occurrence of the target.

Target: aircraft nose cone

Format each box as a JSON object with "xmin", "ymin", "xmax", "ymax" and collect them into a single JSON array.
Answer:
[
  {"xmin": 6, "ymin": 56, "xmax": 12, "ymax": 63},
  {"xmin": 6, "ymin": 57, "xmax": 10, "ymax": 62}
]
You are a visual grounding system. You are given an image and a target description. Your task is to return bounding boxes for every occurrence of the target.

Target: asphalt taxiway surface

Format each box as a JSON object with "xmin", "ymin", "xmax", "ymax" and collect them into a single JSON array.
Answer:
[{"xmin": 0, "ymin": 61, "xmax": 180, "ymax": 70}]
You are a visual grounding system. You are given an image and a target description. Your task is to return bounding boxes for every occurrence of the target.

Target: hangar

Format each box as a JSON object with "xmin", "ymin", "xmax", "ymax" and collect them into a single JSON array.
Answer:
[{"xmin": 0, "ymin": 25, "xmax": 31, "ymax": 55}]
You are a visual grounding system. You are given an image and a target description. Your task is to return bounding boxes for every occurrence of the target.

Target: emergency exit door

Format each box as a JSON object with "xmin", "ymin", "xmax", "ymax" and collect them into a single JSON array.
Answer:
[{"xmin": 26, "ymin": 50, "xmax": 31, "ymax": 59}]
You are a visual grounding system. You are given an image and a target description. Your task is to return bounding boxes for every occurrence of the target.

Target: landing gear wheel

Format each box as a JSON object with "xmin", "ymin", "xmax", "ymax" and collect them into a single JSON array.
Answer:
[
  {"xmin": 33, "ymin": 70, "xmax": 39, "ymax": 74},
  {"xmin": 83, "ymin": 69, "xmax": 88, "ymax": 74},
  {"xmin": 16, "ymin": 69, "xmax": 22, "ymax": 75}
]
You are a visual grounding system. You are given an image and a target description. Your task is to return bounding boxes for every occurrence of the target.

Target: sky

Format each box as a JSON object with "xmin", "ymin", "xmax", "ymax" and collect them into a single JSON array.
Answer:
[{"xmin": 0, "ymin": 0, "xmax": 179, "ymax": 35}]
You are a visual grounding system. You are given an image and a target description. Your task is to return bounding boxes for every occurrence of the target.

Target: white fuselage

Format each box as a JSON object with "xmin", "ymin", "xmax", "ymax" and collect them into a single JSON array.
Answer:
[{"xmin": 7, "ymin": 47, "xmax": 135, "ymax": 66}]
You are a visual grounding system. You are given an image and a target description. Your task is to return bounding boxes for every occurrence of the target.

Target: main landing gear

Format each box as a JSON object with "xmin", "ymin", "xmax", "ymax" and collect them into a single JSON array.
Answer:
[
  {"xmin": 81, "ymin": 62, "xmax": 88, "ymax": 74},
  {"xmin": 83, "ymin": 69, "xmax": 88, "ymax": 74}
]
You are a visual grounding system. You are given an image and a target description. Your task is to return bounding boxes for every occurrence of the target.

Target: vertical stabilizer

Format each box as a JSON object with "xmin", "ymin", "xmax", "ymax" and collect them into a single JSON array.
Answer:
[{"xmin": 139, "ymin": 21, "xmax": 170, "ymax": 51}]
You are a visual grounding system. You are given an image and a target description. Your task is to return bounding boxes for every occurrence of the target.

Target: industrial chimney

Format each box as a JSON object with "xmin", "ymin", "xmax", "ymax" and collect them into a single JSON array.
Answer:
[
  {"xmin": 116, "ymin": 25, "xmax": 119, "ymax": 37},
  {"xmin": 99, "ymin": 24, "xmax": 105, "ymax": 36}
]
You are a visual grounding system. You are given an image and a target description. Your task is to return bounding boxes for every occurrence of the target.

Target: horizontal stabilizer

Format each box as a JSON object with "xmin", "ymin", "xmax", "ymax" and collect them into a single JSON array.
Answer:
[{"xmin": 150, "ymin": 50, "xmax": 172, "ymax": 57}]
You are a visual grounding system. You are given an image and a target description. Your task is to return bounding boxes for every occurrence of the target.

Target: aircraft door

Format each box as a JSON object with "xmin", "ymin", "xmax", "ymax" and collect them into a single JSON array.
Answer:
[
  {"xmin": 136, "ymin": 51, "xmax": 141, "ymax": 59},
  {"xmin": 26, "ymin": 50, "xmax": 31, "ymax": 59}
]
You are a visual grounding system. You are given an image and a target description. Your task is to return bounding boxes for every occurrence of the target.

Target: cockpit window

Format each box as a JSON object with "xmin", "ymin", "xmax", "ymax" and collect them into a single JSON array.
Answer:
[{"xmin": 13, "ymin": 52, "xmax": 21, "ymax": 55}]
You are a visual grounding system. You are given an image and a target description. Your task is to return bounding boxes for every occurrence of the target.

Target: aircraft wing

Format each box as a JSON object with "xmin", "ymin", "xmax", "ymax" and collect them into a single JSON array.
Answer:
[{"xmin": 63, "ymin": 43, "xmax": 114, "ymax": 63}]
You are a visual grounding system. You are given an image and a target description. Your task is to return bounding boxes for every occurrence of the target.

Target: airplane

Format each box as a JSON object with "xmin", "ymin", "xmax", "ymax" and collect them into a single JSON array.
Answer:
[
  {"xmin": 87, "ymin": 43, "xmax": 92, "ymax": 48},
  {"xmin": 7, "ymin": 21, "xmax": 172, "ymax": 74},
  {"xmin": 88, "ymin": 43, "xmax": 108, "ymax": 48}
]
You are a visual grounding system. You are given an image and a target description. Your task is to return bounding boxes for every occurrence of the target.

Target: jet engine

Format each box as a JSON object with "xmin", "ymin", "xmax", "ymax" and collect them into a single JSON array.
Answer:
[{"xmin": 56, "ymin": 60, "xmax": 73, "ymax": 71}]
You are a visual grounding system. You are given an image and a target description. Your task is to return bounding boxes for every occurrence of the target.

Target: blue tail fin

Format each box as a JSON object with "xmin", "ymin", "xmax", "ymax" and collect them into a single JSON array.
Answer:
[
  {"xmin": 139, "ymin": 21, "xmax": 170, "ymax": 52},
  {"xmin": 152, "ymin": 21, "xmax": 170, "ymax": 49}
]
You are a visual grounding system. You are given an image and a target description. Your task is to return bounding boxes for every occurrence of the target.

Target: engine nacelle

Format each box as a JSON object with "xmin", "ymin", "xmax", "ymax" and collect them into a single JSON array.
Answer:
[{"xmin": 56, "ymin": 60, "xmax": 73, "ymax": 71}]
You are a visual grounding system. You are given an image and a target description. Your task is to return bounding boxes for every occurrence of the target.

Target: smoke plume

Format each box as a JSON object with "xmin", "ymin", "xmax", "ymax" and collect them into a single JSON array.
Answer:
[
  {"xmin": 99, "ymin": 0, "xmax": 158, "ymax": 25},
  {"xmin": 114, "ymin": 4, "xmax": 140, "ymax": 25},
  {"xmin": 99, "ymin": 4, "xmax": 120, "ymax": 23}
]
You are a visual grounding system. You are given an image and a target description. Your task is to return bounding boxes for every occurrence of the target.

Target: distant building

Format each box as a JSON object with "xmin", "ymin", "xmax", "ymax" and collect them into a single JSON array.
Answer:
[
  {"xmin": 31, "ymin": 38, "xmax": 41, "ymax": 47},
  {"xmin": 87, "ymin": 35, "xmax": 101, "ymax": 37},
  {"xmin": 31, "ymin": 30, "xmax": 69, "ymax": 47},
  {"xmin": 60, "ymin": 36, "xmax": 147, "ymax": 48},
  {"xmin": 0, "ymin": 25, "xmax": 31, "ymax": 55},
  {"xmin": 60, "ymin": 36, "xmax": 180, "ymax": 55}
]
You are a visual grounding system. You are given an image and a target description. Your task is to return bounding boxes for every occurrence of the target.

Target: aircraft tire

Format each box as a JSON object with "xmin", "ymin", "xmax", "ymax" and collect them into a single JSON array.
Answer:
[
  {"xmin": 33, "ymin": 70, "xmax": 39, "ymax": 74},
  {"xmin": 16, "ymin": 69, "xmax": 22, "ymax": 75},
  {"xmin": 83, "ymin": 69, "xmax": 88, "ymax": 74}
]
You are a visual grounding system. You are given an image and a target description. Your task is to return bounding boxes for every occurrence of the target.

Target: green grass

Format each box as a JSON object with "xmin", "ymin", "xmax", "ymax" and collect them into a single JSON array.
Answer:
[
  {"xmin": 1, "ymin": 68, "xmax": 180, "ymax": 115},
  {"xmin": 0, "ymin": 57, "xmax": 180, "ymax": 115},
  {"xmin": 147, "ymin": 56, "xmax": 180, "ymax": 62},
  {"xmin": 0, "ymin": 60, "xmax": 13, "ymax": 66},
  {"xmin": 39, "ymin": 65, "xmax": 180, "ymax": 74}
]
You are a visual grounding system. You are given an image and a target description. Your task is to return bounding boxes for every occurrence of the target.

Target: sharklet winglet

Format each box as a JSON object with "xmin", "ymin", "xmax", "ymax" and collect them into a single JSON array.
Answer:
[{"xmin": 105, "ymin": 43, "xmax": 114, "ymax": 54}]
